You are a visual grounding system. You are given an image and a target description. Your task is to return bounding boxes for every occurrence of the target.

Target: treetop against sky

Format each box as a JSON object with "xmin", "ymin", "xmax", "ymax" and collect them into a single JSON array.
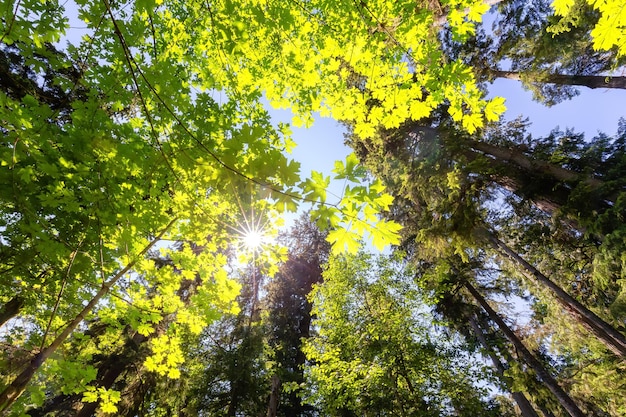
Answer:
[
  {"xmin": 1, "ymin": 0, "xmax": 626, "ymax": 415},
  {"xmin": 0, "ymin": 0, "xmax": 524, "ymax": 256}
]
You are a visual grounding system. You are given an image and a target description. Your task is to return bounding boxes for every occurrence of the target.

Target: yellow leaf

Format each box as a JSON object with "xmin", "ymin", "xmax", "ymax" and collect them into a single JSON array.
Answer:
[
  {"xmin": 137, "ymin": 323, "xmax": 153, "ymax": 336},
  {"xmin": 100, "ymin": 401, "xmax": 118, "ymax": 414},
  {"xmin": 462, "ymin": 112, "xmax": 483, "ymax": 133},
  {"xmin": 327, "ymin": 228, "xmax": 361, "ymax": 254},
  {"xmin": 375, "ymin": 193, "xmax": 394, "ymax": 211},
  {"xmin": 354, "ymin": 122, "xmax": 376, "ymax": 139},
  {"xmin": 410, "ymin": 100, "xmax": 431, "ymax": 120},
  {"xmin": 370, "ymin": 219, "xmax": 402, "ymax": 251},
  {"xmin": 467, "ymin": 0, "xmax": 491, "ymax": 22},
  {"xmin": 484, "ymin": 96, "xmax": 506, "ymax": 122},
  {"xmin": 552, "ymin": 0, "xmax": 575, "ymax": 16},
  {"xmin": 82, "ymin": 388, "xmax": 98, "ymax": 403}
]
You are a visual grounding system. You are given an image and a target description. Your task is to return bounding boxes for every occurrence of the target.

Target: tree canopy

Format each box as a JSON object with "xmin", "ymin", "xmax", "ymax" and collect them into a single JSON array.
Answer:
[{"xmin": 2, "ymin": 0, "xmax": 626, "ymax": 415}]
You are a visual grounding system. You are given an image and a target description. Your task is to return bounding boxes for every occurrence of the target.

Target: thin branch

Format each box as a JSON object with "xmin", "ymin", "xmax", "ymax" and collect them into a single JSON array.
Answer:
[{"xmin": 0, "ymin": 0, "xmax": 22, "ymax": 44}]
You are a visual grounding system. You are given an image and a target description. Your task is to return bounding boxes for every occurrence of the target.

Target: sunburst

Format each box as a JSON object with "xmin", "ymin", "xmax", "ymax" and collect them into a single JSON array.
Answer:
[
  {"xmin": 227, "ymin": 185, "xmax": 278, "ymax": 258},
  {"xmin": 242, "ymin": 229, "xmax": 263, "ymax": 250},
  {"xmin": 236, "ymin": 214, "xmax": 272, "ymax": 254}
]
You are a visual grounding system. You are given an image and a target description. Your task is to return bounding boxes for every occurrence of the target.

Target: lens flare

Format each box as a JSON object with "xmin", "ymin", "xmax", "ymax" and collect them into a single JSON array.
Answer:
[
  {"xmin": 230, "ymin": 203, "xmax": 277, "ymax": 257},
  {"xmin": 226, "ymin": 185, "xmax": 281, "ymax": 260},
  {"xmin": 242, "ymin": 228, "xmax": 264, "ymax": 250}
]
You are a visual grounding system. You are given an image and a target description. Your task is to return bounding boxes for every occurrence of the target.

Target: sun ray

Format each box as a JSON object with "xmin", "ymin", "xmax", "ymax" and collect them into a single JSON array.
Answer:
[
  {"xmin": 222, "ymin": 182, "xmax": 278, "ymax": 258},
  {"xmin": 242, "ymin": 228, "xmax": 263, "ymax": 249}
]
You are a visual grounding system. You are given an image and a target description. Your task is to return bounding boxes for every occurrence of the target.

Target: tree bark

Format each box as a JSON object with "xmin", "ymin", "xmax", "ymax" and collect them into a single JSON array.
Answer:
[
  {"xmin": 26, "ymin": 330, "xmax": 149, "ymax": 417},
  {"xmin": 468, "ymin": 140, "xmax": 606, "ymax": 197},
  {"xmin": 490, "ymin": 69, "xmax": 626, "ymax": 90},
  {"xmin": 434, "ymin": 125, "xmax": 614, "ymax": 231},
  {"xmin": 411, "ymin": 124, "xmax": 607, "ymax": 193},
  {"xmin": 74, "ymin": 332, "xmax": 150, "ymax": 417},
  {"xmin": 0, "ymin": 297, "xmax": 23, "ymax": 328},
  {"xmin": 468, "ymin": 315, "xmax": 541, "ymax": 417},
  {"xmin": 266, "ymin": 375, "xmax": 280, "ymax": 417},
  {"xmin": 28, "ymin": 257, "xmax": 201, "ymax": 417},
  {"xmin": 464, "ymin": 281, "xmax": 586, "ymax": 417},
  {"xmin": 459, "ymin": 146, "xmax": 584, "ymax": 222},
  {"xmin": 86, "ymin": 272, "xmax": 202, "ymax": 416},
  {"xmin": 0, "ymin": 218, "xmax": 176, "ymax": 415},
  {"xmin": 482, "ymin": 230, "xmax": 626, "ymax": 358},
  {"xmin": 456, "ymin": 145, "xmax": 597, "ymax": 234}
]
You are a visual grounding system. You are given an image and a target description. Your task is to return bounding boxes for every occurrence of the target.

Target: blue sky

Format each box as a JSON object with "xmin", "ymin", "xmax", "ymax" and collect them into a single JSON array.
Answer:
[
  {"xmin": 61, "ymin": 1, "xmax": 626, "ymax": 185},
  {"xmin": 59, "ymin": 1, "xmax": 626, "ymax": 234},
  {"xmin": 273, "ymin": 75, "xmax": 626, "ymax": 225},
  {"xmin": 490, "ymin": 78, "xmax": 626, "ymax": 138}
]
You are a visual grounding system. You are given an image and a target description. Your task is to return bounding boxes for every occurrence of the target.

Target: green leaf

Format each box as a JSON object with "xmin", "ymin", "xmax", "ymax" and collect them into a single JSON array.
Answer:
[
  {"xmin": 303, "ymin": 171, "xmax": 330, "ymax": 202},
  {"xmin": 369, "ymin": 219, "xmax": 403, "ymax": 251},
  {"xmin": 333, "ymin": 153, "xmax": 364, "ymax": 180},
  {"xmin": 82, "ymin": 388, "xmax": 98, "ymax": 403},
  {"xmin": 311, "ymin": 205, "xmax": 341, "ymax": 229},
  {"xmin": 327, "ymin": 228, "xmax": 362, "ymax": 254},
  {"xmin": 484, "ymin": 96, "xmax": 506, "ymax": 122}
]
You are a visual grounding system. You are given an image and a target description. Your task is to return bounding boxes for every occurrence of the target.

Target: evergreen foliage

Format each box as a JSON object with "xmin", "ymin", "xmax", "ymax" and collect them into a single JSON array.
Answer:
[{"xmin": 1, "ymin": 0, "xmax": 625, "ymax": 415}]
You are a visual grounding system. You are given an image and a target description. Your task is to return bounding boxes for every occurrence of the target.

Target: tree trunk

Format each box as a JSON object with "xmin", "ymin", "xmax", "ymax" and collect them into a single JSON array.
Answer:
[
  {"xmin": 468, "ymin": 140, "xmax": 606, "ymax": 196},
  {"xmin": 0, "ymin": 297, "xmax": 23, "ymax": 328},
  {"xmin": 74, "ymin": 332, "xmax": 150, "ymax": 417},
  {"xmin": 266, "ymin": 375, "xmax": 280, "ymax": 417},
  {"xmin": 454, "ymin": 141, "xmax": 616, "ymax": 236},
  {"xmin": 79, "ymin": 272, "xmax": 202, "ymax": 417},
  {"xmin": 0, "ymin": 219, "xmax": 176, "ymax": 414},
  {"xmin": 490, "ymin": 69, "xmax": 626, "ymax": 90},
  {"xmin": 468, "ymin": 315, "xmax": 540, "ymax": 417},
  {"xmin": 26, "ymin": 330, "xmax": 149, "ymax": 417},
  {"xmin": 464, "ymin": 281, "xmax": 586, "ymax": 417},
  {"xmin": 411, "ymin": 124, "xmax": 607, "ymax": 194},
  {"xmin": 459, "ymin": 145, "xmax": 586, "ymax": 230},
  {"xmin": 482, "ymin": 230, "xmax": 626, "ymax": 358},
  {"xmin": 28, "ymin": 259, "xmax": 201, "ymax": 417}
]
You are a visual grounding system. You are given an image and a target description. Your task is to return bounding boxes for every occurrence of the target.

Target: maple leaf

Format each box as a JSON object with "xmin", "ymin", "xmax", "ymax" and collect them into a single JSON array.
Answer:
[{"xmin": 327, "ymin": 228, "xmax": 362, "ymax": 254}]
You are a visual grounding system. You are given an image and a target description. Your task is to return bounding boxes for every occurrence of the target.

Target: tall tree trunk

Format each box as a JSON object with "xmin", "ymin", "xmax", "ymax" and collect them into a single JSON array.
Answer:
[
  {"xmin": 489, "ymin": 69, "xmax": 626, "ymax": 90},
  {"xmin": 0, "ymin": 297, "xmax": 23, "ymax": 328},
  {"xmin": 468, "ymin": 315, "xmax": 540, "ymax": 417},
  {"xmin": 446, "ymin": 127, "xmax": 614, "ymax": 234},
  {"xmin": 464, "ymin": 281, "xmax": 586, "ymax": 417},
  {"xmin": 74, "ymin": 332, "xmax": 151, "ymax": 417},
  {"xmin": 266, "ymin": 375, "xmax": 280, "ymax": 417},
  {"xmin": 27, "ymin": 266, "xmax": 201, "ymax": 417},
  {"xmin": 410, "ymin": 125, "xmax": 606, "ymax": 194},
  {"xmin": 0, "ymin": 219, "xmax": 176, "ymax": 414},
  {"xmin": 459, "ymin": 145, "xmax": 586, "ymax": 230},
  {"xmin": 467, "ymin": 141, "xmax": 606, "ymax": 196},
  {"xmin": 226, "ymin": 389, "xmax": 238, "ymax": 417},
  {"xmin": 26, "ymin": 330, "xmax": 150, "ymax": 417},
  {"xmin": 482, "ymin": 230, "xmax": 626, "ymax": 358}
]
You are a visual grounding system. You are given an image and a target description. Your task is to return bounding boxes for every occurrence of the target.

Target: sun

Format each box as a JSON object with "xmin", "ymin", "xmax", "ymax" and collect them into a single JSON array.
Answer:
[
  {"xmin": 225, "ymin": 184, "xmax": 282, "ymax": 260},
  {"xmin": 233, "ymin": 215, "xmax": 277, "ymax": 259},
  {"xmin": 241, "ymin": 228, "xmax": 264, "ymax": 251},
  {"xmin": 229, "ymin": 202, "xmax": 277, "ymax": 256}
]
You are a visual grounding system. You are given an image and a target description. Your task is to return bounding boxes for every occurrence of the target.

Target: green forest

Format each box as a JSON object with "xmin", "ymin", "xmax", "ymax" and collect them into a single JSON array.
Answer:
[{"xmin": 1, "ymin": 0, "xmax": 625, "ymax": 415}]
